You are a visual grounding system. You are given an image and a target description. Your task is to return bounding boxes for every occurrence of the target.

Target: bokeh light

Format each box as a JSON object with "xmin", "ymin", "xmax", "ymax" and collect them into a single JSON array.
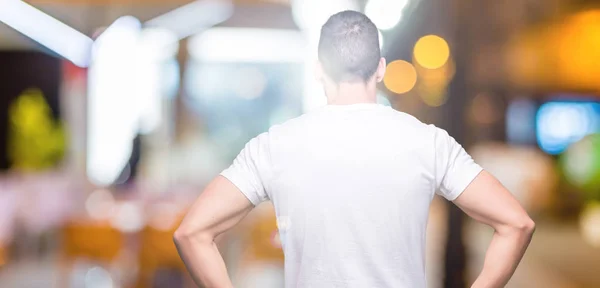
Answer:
[
  {"xmin": 561, "ymin": 134, "xmax": 600, "ymax": 197},
  {"xmin": 536, "ymin": 102, "xmax": 600, "ymax": 155},
  {"xmin": 137, "ymin": 27, "xmax": 179, "ymax": 61},
  {"xmin": 418, "ymin": 86, "xmax": 448, "ymax": 107},
  {"xmin": 365, "ymin": 0, "xmax": 409, "ymax": 30},
  {"xmin": 85, "ymin": 189, "xmax": 116, "ymax": 220},
  {"xmin": 470, "ymin": 92, "xmax": 501, "ymax": 125},
  {"xmin": 506, "ymin": 99, "xmax": 538, "ymax": 144},
  {"xmin": 413, "ymin": 35, "xmax": 450, "ymax": 70},
  {"xmin": 2, "ymin": 2, "xmax": 600, "ymax": 287},
  {"xmin": 84, "ymin": 266, "xmax": 114, "ymax": 288},
  {"xmin": 291, "ymin": 0, "xmax": 359, "ymax": 32},
  {"xmin": 87, "ymin": 16, "xmax": 145, "ymax": 186},
  {"xmin": 383, "ymin": 60, "xmax": 417, "ymax": 94},
  {"xmin": 413, "ymin": 56, "xmax": 455, "ymax": 84},
  {"xmin": 110, "ymin": 202, "xmax": 144, "ymax": 233},
  {"xmin": 580, "ymin": 202, "xmax": 600, "ymax": 247},
  {"xmin": 413, "ymin": 54, "xmax": 454, "ymax": 107}
]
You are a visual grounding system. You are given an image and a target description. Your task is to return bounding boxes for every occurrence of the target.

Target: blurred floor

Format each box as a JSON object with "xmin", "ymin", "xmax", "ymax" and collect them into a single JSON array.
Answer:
[
  {"xmin": 467, "ymin": 221, "xmax": 600, "ymax": 288},
  {"xmin": 1, "ymin": 223, "xmax": 599, "ymax": 288},
  {"xmin": 0, "ymin": 256, "xmax": 59, "ymax": 288}
]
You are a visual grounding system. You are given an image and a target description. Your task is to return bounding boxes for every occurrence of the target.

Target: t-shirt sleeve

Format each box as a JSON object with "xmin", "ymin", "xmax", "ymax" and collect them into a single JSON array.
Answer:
[
  {"xmin": 220, "ymin": 132, "xmax": 272, "ymax": 206},
  {"xmin": 433, "ymin": 126, "xmax": 483, "ymax": 201}
]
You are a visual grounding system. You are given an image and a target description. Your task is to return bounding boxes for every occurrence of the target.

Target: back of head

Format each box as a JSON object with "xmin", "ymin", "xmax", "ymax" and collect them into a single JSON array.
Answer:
[{"xmin": 318, "ymin": 11, "xmax": 381, "ymax": 83}]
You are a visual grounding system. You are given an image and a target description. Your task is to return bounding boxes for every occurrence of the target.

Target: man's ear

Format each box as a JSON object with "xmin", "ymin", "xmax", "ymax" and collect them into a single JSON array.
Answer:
[{"xmin": 375, "ymin": 57, "xmax": 387, "ymax": 83}]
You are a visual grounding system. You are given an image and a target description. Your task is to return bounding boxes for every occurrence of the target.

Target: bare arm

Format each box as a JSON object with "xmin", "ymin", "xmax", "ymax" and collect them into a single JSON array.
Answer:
[
  {"xmin": 453, "ymin": 171, "xmax": 535, "ymax": 288},
  {"xmin": 174, "ymin": 176, "xmax": 254, "ymax": 288}
]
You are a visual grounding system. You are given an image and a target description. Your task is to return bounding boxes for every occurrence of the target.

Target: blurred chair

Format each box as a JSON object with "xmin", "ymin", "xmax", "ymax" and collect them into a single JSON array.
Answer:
[{"xmin": 59, "ymin": 221, "xmax": 125, "ymax": 286}]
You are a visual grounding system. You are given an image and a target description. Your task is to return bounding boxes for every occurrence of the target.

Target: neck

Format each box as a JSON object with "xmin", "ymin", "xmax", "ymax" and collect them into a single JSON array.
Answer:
[{"xmin": 324, "ymin": 80, "xmax": 377, "ymax": 105}]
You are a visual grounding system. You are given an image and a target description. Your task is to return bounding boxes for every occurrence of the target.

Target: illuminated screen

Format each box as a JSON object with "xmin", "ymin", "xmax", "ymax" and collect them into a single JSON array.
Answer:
[{"xmin": 536, "ymin": 101, "xmax": 600, "ymax": 155}]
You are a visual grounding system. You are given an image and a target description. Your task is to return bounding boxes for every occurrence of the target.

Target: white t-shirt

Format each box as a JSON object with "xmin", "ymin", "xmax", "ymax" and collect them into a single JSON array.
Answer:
[{"xmin": 221, "ymin": 103, "xmax": 482, "ymax": 288}]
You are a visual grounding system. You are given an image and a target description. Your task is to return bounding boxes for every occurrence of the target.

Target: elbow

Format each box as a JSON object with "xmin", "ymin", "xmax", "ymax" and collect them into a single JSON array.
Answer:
[
  {"xmin": 521, "ymin": 217, "xmax": 536, "ymax": 235},
  {"xmin": 173, "ymin": 225, "xmax": 213, "ymax": 245},
  {"xmin": 512, "ymin": 216, "xmax": 536, "ymax": 237},
  {"xmin": 498, "ymin": 216, "xmax": 535, "ymax": 237},
  {"xmin": 173, "ymin": 227, "xmax": 189, "ymax": 245}
]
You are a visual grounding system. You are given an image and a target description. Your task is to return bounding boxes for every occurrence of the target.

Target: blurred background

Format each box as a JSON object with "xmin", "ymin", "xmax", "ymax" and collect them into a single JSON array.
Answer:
[{"xmin": 0, "ymin": 0, "xmax": 599, "ymax": 287}]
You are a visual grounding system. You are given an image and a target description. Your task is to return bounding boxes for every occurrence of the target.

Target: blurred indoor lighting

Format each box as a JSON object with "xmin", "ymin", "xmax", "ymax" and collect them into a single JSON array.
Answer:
[
  {"xmin": 365, "ymin": 0, "xmax": 409, "ymax": 30},
  {"xmin": 84, "ymin": 266, "xmax": 114, "ymax": 288},
  {"xmin": 378, "ymin": 30, "xmax": 384, "ymax": 49},
  {"xmin": 93, "ymin": 16, "xmax": 142, "ymax": 53},
  {"xmin": 291, "ymin": 0, "xmax": 359, "ymax": 32},
  {"xmin": 580, "ymin": 202, "xmax": 600, "ymax": 248},
  {"xmin": 135, "ymin": 28, "xmax": 177, "ymax": 134},
  {"xmin": 113, "ymin": 163, "xmax": 131, "ymax": 185},
  {"xmin": 536, "ymin": 102, "xmax": 599, "ymax": 155},
  {"xmin": 138, "ymin": 28, "xmax": 179, "ymax": 61},
  {"xmin": 88, "ymin": 17, "xmax": 178, "ymax": 186},
  {"xmin": 88, "ymin": 16, "xmax": 142, "ymax": 186},
  {"xmin": 145, "ymin": 0, "xmax": 233, "ymax": 40},
  {"xmin": 189, "ymin": 28, "xmax": 306, "ymax": 63},
  {"xmin": 506, "ymin": 10, "xmax": 600, "ymax": 92},
  {"xmin": 110, "ymin": 202, "xmax": 144, "ymax": 233},
  {"xmin": 413, "ymin": 35, "xmax": 450, "ymax": 69},
  {"xmin": 0, "ymin": 0, "xmax": 93, "ymax": 67},
  {"xmin": 85, "ymin": 189, "xmax": 116, "ymax": 220},
  {"xmin": 383, "ymin": 60, "xmax": 417, "ymax": 94}
]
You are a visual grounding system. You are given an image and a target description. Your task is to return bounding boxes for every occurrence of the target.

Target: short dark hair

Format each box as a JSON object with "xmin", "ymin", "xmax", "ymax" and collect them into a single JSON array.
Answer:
[{"xmin": 318, "ymin": 10, "xmax": 381, "ymax": 83}]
